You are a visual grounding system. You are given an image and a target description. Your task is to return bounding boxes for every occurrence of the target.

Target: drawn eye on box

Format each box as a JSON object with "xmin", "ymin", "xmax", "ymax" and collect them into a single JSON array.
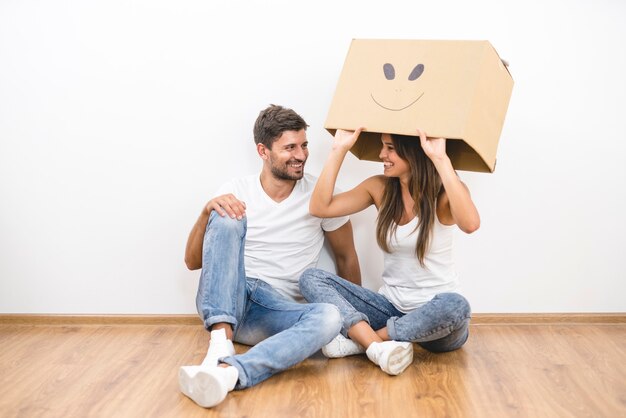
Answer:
[{"xmin": 371, "ymin": 63, "xmax": 426, "ymax": 111}]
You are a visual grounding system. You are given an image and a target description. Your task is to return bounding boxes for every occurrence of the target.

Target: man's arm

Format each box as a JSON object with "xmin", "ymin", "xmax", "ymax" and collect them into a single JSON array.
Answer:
[
  {"xmin": 324, "ymin": 220, "xmax": 362, "ymax": 285},
  {"xmin": 184, "ymin": 194, "xmax": 247, "ymax": 270}
]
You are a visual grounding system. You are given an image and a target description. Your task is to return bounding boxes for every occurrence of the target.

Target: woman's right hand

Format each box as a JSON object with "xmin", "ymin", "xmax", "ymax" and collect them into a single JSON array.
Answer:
[{"xmin": 333, "ymin": 128, "xmax": 365, "ymax": 152}]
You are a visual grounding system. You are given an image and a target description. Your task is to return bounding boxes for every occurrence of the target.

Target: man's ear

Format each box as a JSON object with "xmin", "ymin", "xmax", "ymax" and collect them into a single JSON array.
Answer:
[{"xmin": 257, "ymin": 143, "xmax": 269, "ymax": 160}]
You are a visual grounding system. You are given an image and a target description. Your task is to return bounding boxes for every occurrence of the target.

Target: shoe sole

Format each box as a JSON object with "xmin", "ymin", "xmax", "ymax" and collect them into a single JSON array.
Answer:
[
  {"xmin": 381, "ymin": 343, "xmax": 413, "ymax": 375},
  {"xmin": 321, "ymin": 345, "xmax": 340, "ymax": 358},
  {"xmin": 179, "ymin": 366, "xmax": 227, "ymax": 408},
  {"xmin": 322, "ymin": 344, "xmax": 365, "ymax": 358}
]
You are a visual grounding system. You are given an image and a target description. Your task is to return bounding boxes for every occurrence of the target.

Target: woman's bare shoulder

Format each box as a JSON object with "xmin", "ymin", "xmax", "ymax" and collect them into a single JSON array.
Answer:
[{"xmin": 360, "ymin": 175, "xmax": 386, "ymax": 206}]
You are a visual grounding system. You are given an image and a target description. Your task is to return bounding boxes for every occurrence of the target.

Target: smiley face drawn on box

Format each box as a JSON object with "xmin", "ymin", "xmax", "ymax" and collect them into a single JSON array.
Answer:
[
  {"xmin": 370, "ymin": 63, "xmax": 425, "ymax": 111},
  {"xmin": 325, "ymin": 39, "xmax": 469, "ymax": 136},
  {"xmin": 325, "ymin": 39, "xmax": 514, "ymax": 173}
]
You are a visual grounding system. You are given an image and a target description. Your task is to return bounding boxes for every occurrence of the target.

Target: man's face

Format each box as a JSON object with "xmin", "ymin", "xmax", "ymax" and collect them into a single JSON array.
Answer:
[{"xmin": 266, "ymin": 129, "xmax": 309, "ymax": 181}]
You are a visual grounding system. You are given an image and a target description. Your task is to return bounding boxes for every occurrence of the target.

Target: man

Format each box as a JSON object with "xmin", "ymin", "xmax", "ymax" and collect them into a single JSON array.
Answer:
[{"xmin": 180, "ymin": 104, "xmax": 361, "ymax": 408}]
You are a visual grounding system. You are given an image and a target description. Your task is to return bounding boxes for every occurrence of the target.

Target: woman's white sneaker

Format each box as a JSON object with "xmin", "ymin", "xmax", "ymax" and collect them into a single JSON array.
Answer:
[{"xmin": 365, "ymin": 341, "xmax": 413, "ymax": 375}]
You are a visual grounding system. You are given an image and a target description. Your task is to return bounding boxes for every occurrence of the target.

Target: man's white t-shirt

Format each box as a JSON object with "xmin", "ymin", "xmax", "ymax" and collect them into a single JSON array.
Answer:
[{"xmin": 215, "ymin": 173, "xmax": 348, "ymax": 302}]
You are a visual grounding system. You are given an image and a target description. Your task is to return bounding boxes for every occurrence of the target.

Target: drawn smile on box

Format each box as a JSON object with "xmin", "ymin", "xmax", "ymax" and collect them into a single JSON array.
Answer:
[{"xmin": 370, "ymin": 63, "xmax": 425, "ymax": 112}]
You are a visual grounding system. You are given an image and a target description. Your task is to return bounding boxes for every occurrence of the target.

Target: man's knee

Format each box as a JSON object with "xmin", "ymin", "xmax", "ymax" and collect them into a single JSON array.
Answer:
[
  {"xmin": 308, "ymin": 303, "xmax": 342, "ymax": 340},
  {"xmin": 207, "ymin": 211, "xmax": 247, "ymax": 235},
  {"xmin": 322, "ymin": 304, "xmax": 342, "ymax": 340}
]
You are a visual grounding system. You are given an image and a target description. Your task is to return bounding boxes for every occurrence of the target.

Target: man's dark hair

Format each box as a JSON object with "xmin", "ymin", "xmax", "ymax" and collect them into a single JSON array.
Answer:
[{"xmin": 253, "ymin": 104, "xmax": 308, "ymax": 149}]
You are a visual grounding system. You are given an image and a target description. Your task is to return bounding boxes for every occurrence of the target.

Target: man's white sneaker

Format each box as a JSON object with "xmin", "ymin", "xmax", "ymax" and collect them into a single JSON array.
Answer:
[
  {"xmin": 322, "ymin": 334, "xmax": 365, "ymax": 358},
  {"xmin": 201, "ymin": 328, "xmax": 236, "ymax": 367},
  {"xmin": 365, "ymin": 341, "xmax": 413, "ymax": 375},
  {"xmin": 179, "ymin": 365, "xmax": 238, "ymax": 408}
]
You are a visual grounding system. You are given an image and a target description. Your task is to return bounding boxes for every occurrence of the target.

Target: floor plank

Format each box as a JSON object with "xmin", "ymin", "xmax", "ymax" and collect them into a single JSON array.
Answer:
[{"xmin": 0, "ymin": 323, "xmax": 624, "ymax": 417}]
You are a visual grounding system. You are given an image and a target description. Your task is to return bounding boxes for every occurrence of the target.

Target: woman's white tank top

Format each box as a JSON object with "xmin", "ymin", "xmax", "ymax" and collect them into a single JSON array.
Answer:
[{"xmin": 378, "ymin": 216, "xmax": 459, "ymax": 313}]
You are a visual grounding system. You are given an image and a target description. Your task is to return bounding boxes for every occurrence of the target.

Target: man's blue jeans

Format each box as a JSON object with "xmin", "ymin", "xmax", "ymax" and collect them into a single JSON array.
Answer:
[
  {"xmin": 299, "ymin": 268, "xmax": 471, "ymax": 353},
  {"xmin": 196, "ymin": 212, "xmax": 342, "ymax": 389}
]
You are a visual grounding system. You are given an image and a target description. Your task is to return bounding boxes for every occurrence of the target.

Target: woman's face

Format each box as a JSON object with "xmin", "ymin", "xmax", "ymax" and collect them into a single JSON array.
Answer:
[{"xmin": 379, "ymin": 134, "xmax": 410, "ymax": 178}]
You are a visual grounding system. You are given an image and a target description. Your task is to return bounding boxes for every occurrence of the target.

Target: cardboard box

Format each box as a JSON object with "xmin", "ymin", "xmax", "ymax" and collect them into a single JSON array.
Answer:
[{"xmin": 325, "ymin": 39, "xmax": 513, "ymax": 173}]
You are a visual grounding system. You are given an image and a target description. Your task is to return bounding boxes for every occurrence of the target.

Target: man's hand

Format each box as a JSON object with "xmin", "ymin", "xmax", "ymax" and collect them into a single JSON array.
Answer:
[
  {"xmin": 185, "ymin": 193, "xmax": 246, "ymax": 270},
  {"xmin": 207, "ymin": 194, "xmax": 246, "ymax": 220}
]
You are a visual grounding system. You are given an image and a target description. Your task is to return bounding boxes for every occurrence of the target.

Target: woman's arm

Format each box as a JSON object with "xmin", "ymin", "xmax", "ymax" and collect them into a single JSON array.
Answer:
[
  {"xmin": 417, "ymin": 129, "xmax": 480, "ymax": 234},
  {"xmin": 310, "ymin": 129, "xmax": 378, "ymax": 218}
]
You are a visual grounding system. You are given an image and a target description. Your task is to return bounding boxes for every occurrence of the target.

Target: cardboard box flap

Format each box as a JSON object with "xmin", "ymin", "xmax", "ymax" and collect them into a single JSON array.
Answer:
[{"xmin": 325, "ymin": 39, "xmax": 513, "ymax": 173}]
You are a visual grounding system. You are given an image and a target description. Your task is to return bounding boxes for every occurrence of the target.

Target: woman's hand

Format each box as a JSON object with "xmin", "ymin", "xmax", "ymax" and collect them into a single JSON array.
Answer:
[
  {"xmin": 333, "ymin": 128, "xmax": 365, "ymax": 152},
  {"xmin": 417, "ymin": 128, "xmax": 448, "ymax": 162}
]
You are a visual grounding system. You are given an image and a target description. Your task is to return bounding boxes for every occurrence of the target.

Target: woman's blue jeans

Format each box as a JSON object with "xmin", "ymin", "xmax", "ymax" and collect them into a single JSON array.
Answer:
[
  {"xmin": 195, "ymin": 213, "xmax": 342, "ymax": 388},
  {"xmin": 299, "ymin": 268, "xmax": 471, "ymax": 353}
]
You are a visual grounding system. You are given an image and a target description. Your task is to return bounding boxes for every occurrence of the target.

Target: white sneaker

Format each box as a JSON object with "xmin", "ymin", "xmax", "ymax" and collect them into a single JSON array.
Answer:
[
  {"xmin": 179, "ymin": 365, "xmax": 238, "ymax": 408},
  {"xmin": 201, "ymin": 328, "xmax": 236, "ymax": 367},
  {"xmin": 366, "ymin": 341, "xmax": 413, "ymax": 375},
  {"xmin": 322, "ymin": 334, "xmax": 365, "ymax": 358}
]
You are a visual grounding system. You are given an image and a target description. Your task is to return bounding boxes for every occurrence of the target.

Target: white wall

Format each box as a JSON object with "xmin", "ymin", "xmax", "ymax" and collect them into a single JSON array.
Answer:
[{"xmin": 1, "ymin": 0, "xmax": 625, "ymax": 314}]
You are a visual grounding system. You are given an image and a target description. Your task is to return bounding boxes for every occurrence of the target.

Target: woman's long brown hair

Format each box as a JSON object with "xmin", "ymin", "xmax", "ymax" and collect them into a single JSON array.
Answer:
[{"xmin": 375, "ymin": 134, "xmax": 442, "ymax": 266}]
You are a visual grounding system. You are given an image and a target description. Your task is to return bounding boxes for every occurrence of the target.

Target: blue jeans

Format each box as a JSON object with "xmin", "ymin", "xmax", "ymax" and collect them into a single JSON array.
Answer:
[
  {"xmin": 299, "ymin": 268, "xmax": 471, "ymax": 353},
  {"xmin": 196, "ymin": 212, "xmax": 342, "ymax": 389}
]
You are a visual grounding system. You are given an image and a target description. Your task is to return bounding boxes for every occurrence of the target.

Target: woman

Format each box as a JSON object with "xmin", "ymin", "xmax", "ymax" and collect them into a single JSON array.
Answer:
[{"xmin": 299, "ymin": 128, "xmax": 479, "ymax": 376}]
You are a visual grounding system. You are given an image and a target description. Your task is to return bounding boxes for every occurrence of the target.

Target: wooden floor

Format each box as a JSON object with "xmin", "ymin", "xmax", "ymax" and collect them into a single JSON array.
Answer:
[{"xmin": 0, "ymin": 319, "xmax": 625, "ymax": 417}]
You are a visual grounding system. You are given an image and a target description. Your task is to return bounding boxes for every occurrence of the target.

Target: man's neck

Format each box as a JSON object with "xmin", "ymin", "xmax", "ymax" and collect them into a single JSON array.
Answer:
[{"xmin": 259, "ymin": 170, "xmax": 298, "ymax": 203}]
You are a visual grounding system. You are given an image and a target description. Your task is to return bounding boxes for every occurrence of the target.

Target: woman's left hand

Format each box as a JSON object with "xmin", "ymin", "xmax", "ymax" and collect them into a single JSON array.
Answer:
[{"xmin": 417, "ymin": 128, "xmax": 447, "ymax": 162}]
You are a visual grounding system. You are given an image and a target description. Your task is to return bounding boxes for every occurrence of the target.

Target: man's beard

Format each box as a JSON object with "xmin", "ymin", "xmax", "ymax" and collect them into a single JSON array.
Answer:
[{"xmin": 269, "ymin": 158, "xmax": 306, "ymax": 181}]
